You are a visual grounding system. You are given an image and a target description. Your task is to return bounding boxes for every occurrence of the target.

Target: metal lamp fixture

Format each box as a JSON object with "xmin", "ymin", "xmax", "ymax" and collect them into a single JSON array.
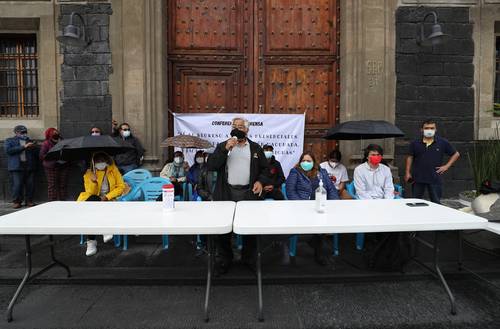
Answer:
[
  {"xmin": 417, "ymin": 11, "xmax": 450, "ymax": 47},
  {"xmin": 57, "ymin": 12, "xmax": 90, "ymax": 47}
]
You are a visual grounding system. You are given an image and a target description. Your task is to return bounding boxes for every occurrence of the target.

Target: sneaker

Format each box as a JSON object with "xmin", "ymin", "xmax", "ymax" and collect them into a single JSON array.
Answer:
[
  {"xmin": 103, "ymin": 235, "xmax": 113, "ymax": 243},
  {"xmin": 86, "ymin": 240, "xmax": 97, "ymax": 256}
]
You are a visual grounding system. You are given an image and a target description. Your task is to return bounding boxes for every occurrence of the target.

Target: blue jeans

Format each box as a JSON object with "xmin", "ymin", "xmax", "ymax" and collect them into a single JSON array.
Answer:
[
  {"xmin": 412, "ymin": 183, "xmax": 442, "ymax": 204},
  {"xmin": 118, "ymin": 163, "xmax": 138, "ymax": 174},
  {"xmin": 10, "ymin": 169, "xmax": 35, "ymax": 203}
]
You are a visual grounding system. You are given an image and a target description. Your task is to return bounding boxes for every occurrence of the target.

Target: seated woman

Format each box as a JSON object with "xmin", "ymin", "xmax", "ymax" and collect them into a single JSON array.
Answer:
[
  {"xmin": 160, "ymin": 151, "xmax": 189, "ymax": 197},
  {"xmin": 285, "ymin": 152, "xmax": 339, "ymax": 265},
  {"xmin": 187, "ymin": 150, "xmax": 206, "ymax": 200},
  {"xmin": 353, "ymin": 144, "xmax": 394, "ymax": 200},
  {"xmin": 77, "ymin": 152, "xmax": 126, "ymax": 256}
]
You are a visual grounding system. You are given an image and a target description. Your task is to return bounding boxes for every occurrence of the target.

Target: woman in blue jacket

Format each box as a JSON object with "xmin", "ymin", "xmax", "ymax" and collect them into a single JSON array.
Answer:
[{"xmin": 286, "ymin": 152, "xmax": 339, "ymax": 265}]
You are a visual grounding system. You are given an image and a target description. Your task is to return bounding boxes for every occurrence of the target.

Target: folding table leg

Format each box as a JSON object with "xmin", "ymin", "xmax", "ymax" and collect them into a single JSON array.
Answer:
[
  {"xmin": 204, "ymin": 236, "xmax": 214, "ymax": 322},
  {"xmin": 5, "ymin": 235, "xmax": 72, "ymax": 322},
  {"xmin": 256, "ymin": 236, "xmax": 264, "ymax": 322},
  {"xmin": 433, "ymin": 232, "xmax": 457, "ymax": 315}
]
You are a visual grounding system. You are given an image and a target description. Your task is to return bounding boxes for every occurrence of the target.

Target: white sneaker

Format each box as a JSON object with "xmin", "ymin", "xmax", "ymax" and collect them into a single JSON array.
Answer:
[
  {"xmin": 86, "ymin": 240, "xmax": 97, "ymax": 256},
  {"xmin": 103, "ymin": 235, "xmax": 113, "ymax": 243}
]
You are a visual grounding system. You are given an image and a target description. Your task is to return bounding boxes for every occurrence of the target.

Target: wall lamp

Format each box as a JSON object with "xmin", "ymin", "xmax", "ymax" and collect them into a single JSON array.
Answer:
[
  {"xmin": 57, "ymin": 12, "xmax": 91, "ymax": 47},
  {"xmin": 417, "ymin": 11, "xmax": 450, "ymax": 47}
]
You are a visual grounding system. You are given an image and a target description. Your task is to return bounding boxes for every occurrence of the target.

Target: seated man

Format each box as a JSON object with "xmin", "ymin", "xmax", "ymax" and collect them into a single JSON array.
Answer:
[
  {"xmin": 262, "ymin": 145, "xmax": 285, "ymax": 200},
  {"xmin": 320, "ymin": 150, "xmax": 349, "ymax": 193},
  {"xmin": 353, "ymin": 144, "xmax": 394, "ymax": 200},
  {"xmin": 160, "ymin": 151, "xmax": 190, "ymax": 197}
]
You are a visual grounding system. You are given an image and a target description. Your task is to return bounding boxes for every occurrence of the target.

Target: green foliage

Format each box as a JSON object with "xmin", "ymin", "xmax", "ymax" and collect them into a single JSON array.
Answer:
[{"xmin": 467, "ymin": 124, "xmax": 500, "ymax": 195}]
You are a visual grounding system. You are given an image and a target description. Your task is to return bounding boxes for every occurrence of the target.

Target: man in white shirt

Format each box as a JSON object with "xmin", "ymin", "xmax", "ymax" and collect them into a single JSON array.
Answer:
[
  {"xmin": 353, "ymin": 144, "xmax": 394, "ymax": 200},
  {"xmin": 320, "ymin": 150, "xmax": 349, "ymax": 193}
]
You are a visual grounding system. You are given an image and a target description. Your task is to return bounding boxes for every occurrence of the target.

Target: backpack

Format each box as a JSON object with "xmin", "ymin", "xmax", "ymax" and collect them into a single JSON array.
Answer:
[
  {"xmin": 364, "ymin": 233, "xmax": 414, "ymax": 272},
  {"xmin": 480, "ymin": 180, "xmax": 500, "ymax": 195}
]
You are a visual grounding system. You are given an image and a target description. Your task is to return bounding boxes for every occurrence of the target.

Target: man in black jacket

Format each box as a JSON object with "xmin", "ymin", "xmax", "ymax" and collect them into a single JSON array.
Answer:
[
  {"xmin": 207, "ymin": 117, "xmax": 270, "ymax": 274},
  {"xmin": 112, "ymin": 122, "xmax": 145, "ymax": 174},
  {"xmin": 262, "ymin": 145, "xmax": 285, "ymax": 200}
]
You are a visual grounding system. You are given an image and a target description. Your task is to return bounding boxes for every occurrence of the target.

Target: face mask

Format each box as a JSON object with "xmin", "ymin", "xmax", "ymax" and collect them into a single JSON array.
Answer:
[
  {"xmin": 230, "ymin": 128, "xmax": 246, "ymax": 140},
  {"xmin": 300, "ymin": 161, "xmax": 314, "ymax": 172},
  {"xmin": 423, "ymin": 129, "xmax": 435, "ymax": 138},
  {"xmin": 18, "ymin": 134, "xmax": 29, "ymax": 140},
  {"xmin": 91, "ymin": 132, "xmax": 101, "ymax": 136},
  {"xmin": 95, "ymin": 162, "xmax": 107, "ymax": 171},
  {"xmin": 368, "ymin": 155, "xmax": 382, "ymax": 166},
  {"xmin": 174, "ymin": 157, "xmax": 183, "ymax": 164},
  {"xmin": 196, "ymin": 157, "xmax": 205, "ymax": 164},
  {"xmin": 329, "ymin": 161, "xmax": 337, "ymax": 168},
  {"xmin": 121, "ymin": 130, "xmax": 131, "ymax": 138},
  {"xmin": 264, "ymin": 151, "xmax": 273, "ymax": 159}
]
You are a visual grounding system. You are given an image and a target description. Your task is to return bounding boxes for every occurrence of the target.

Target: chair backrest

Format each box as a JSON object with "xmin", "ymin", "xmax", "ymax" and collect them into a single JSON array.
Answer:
[
  {"xmin": 281, "ymin": 183, "xmax": 288, "ymax": 200},
  {"xmin": 123, "ymin": 169, "xmax": 152, "ymax": 187},
  {"xmin": 138, "ymin": 177, "xmax": 171, "ymax": 201}
]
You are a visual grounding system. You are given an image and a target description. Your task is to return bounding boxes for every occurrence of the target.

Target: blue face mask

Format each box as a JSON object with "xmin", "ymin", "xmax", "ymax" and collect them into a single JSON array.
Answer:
[{"xmin": 300, "ymin": 161, "xmax": 314, "ymax": 171}]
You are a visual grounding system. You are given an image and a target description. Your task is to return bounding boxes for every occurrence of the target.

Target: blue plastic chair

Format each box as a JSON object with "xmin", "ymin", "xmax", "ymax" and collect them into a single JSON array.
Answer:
[
  {"xmin": 341, "ymin": 181, "xmax": 404, "ymax": 253},
  {"xmin": 118, "ymin": 177, "xmax": 172, "ymax": 251},
  {"xmin": 79, "ymin": 169, "xmax": 153, "ymax": 247}
]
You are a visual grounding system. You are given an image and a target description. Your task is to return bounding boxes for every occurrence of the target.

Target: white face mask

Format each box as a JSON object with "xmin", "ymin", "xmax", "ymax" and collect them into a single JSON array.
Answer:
[
  {"xmin": 423, "ymin": 129, "xmax": 435, "ymax": 138},
  {"xmin": 264, "ymin": 151, "xmax": 273, "ymax": 159},
  {"xmin": 174, "ymin": 157, "xmax": 183, "ymax": 164},
  {"xmin": 195, "ymin": 157, "xmax": 205, "ymax": 164},
  {"xmin": 329, "ymin": 161, "xmax": 338, "ymax": 168},
  {"xmin": 95, "ymin": 162, "xmax": 107, "ymax": 171},
  {"xmin": 91, "ymin": 132, "xmax": 100, "ymax": 136},
  {"xmin": 121, "ymin": 130, "xmax": 131, "ymax": 138}
]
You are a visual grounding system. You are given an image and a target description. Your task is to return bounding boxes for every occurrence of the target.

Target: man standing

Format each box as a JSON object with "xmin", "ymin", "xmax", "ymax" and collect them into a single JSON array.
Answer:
[
  {"xmin": 405, "ymin": 119, "xmax": 460, "ymax": 204},
  {"xmin": 4, "ymin": 125, "xmax": 38, "ymax": 208},
  {"xmin": 262, "ymin": 145, "xmax": 285, "ymax": 200},
  {"xmin": 207, "ymin": 117, "xmax": 269, "ymax": 274},
  {"xmin": 113, "ymin": 122, "xmax": 145, "ymax": 174}
]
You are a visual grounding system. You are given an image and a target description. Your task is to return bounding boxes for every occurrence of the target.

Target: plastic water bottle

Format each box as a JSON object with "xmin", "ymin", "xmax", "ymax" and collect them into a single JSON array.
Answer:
[
  {"xmin": 162, "ymin": 183, "xmax": 175, "ymax": 211},
  {"xmin": 315, "ymin": 179, "xmax": 327, "ymax": 213}
]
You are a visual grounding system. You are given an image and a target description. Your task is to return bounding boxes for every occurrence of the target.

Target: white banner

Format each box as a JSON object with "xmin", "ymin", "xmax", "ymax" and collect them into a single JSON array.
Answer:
[{"xmin": 173, "ymin": 113, "xmax": 305, "ymax": 176}]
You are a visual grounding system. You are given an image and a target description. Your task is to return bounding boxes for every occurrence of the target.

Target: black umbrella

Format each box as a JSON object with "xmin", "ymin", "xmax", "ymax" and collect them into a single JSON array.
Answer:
[
  {"xmin": 45, "ymin": 135, "xmax": 135, "ymax": 161},
  {"xmin": 323, "ymin": 120, "xmax": 405, "ymax": 140}
]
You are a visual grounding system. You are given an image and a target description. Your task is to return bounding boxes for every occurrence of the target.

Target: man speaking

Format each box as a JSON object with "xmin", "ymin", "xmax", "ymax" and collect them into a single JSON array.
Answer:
[{"xmin": 207, "ymin": 117, "xmax": 270, "ymax": 275}]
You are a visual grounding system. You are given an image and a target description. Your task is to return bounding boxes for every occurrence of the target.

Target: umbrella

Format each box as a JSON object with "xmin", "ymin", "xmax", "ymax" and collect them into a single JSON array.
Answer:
[
  {"xmin": 45, "ymin": 135, "xmax": 135, "ymax": 161},
  {"xmin": 323, "ymin": 120, "xmax": 405, "ymax": 140},
  {"xmin": 160, "ymin": 135, "xmax": 212, "ymax": 149}
]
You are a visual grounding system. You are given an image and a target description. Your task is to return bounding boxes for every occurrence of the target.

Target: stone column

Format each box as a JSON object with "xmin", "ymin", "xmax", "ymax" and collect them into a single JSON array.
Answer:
[{"xmin": 340, "ymin": 0, "xmax": 398, "ymax": 169}]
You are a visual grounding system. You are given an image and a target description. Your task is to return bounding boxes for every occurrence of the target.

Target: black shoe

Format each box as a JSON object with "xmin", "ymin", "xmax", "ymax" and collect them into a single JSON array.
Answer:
[{"xmin": 214, "ymin": 259, "xmax": 231, "ymax": 277}]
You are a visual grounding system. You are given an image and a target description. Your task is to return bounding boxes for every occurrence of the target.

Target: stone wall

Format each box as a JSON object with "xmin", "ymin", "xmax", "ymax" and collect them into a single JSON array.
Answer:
[
  {"xmin": 395, "ymin": 6, "xmax": 475, "ymax": 197},
  {"xmin": 59, "ymin": 3, "xmax": 113, "ymax": 138}
]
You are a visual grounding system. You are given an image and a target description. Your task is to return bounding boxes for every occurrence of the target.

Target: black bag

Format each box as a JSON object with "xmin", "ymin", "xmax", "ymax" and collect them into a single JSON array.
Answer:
[
  {"xmin": 364, "ymin": 233, "xmax": 413, "ymax": 272},
  {"xmin": 479, "ymin": 180, "xmax": 500, "ymax": 195}
]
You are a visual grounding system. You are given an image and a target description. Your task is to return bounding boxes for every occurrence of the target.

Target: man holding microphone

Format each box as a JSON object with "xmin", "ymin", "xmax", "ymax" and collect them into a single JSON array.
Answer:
[{"xmin": 207, "ymin": 117, "xmax": 270, "ymax": 275}]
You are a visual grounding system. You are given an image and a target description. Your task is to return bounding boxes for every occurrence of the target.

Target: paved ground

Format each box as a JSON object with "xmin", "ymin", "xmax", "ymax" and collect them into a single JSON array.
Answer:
[{"xmin": 1, "ymin": 200, "xmax": 500, "ymax": 328}]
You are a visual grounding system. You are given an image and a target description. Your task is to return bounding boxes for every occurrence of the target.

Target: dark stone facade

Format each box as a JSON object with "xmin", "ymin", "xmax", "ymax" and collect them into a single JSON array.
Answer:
[
  {"xmin": 395, "ymin": 6, "xmax": 475, "ymax": 197},
  {"xmin": 58, "ymin": 3, "xmax": 113, "ymax": 138}
]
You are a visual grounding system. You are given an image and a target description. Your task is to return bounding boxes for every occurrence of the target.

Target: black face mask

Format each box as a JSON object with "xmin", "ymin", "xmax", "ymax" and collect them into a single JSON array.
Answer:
[{"xmin": 230, "ymin": 128, "xmax": 246, "ymax": 140}]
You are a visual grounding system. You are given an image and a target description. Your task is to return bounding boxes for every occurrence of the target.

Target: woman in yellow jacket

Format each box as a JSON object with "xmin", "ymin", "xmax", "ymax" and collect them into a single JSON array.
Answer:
[{"xmin": 77, "ymin": 152, "xmax": 125, "ymax": 256}]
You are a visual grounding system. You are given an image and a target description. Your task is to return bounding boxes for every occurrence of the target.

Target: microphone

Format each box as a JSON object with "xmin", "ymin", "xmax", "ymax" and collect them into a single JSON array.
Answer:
[{"xmin": 227, "ymin": 136, "xmax": 238, "ymax": 157}]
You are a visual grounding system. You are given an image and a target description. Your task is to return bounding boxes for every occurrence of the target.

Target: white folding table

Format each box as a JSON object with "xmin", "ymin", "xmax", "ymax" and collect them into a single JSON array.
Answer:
[
  {"xmin": 233, "ymin": 198, "xmax": 488, "ymax": 321},
  {"xmin": 0, "ymin": 201, "xmax": 235, "ymax": 322}
]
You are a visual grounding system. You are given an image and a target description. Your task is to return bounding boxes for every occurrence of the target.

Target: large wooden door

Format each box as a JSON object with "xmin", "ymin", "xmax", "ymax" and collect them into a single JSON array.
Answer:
[{"xmin": 167, "ymin": 0, "xmax": 339, "ymax": 159}]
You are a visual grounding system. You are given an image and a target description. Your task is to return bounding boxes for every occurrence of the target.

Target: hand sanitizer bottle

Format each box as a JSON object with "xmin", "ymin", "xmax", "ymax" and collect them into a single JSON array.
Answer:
[{"xmin": 315, "ymin": 178, "xmax": 327, "ymax": 213}]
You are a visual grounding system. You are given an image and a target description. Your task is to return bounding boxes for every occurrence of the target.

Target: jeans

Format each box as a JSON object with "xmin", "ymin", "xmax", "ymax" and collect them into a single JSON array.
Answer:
[
  {"xmin": 118, "ymin": 163, "xmax": 138, "ymax": 174},
  {"xmin": 10, "ymin": 169, "xmax": 35, "ymax": 203},
  {"xmin": 412, "ymin": 183, "xmax": 442, "ymax": 204}
]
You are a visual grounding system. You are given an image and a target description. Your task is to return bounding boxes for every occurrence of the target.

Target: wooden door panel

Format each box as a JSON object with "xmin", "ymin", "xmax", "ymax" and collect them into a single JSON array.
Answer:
[
  {"xmin": 173, "ymin": 64, "xmax": 241, "ymax": 112},
  {"xmin": 170, "ymin": 0, "xmax": 245, "ymax": 54},
  {"xmin": 265, "ymin": 0, "xmax": 335, "ymax": 54}
]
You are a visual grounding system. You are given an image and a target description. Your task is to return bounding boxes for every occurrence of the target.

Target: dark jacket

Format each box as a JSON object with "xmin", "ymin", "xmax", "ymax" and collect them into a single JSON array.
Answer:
[
  {"xmin": 4, "ymin": 136, "xmax": 38, "ymax": 171},
  {"xmin": 207, "ymin": 138, "xmax": 270, "ymax": 201},
  {"xmin": 286, "ymin": 167, "xmax": 339, "ymax": 200},
  {"xmin": 266, "ymin": 157, "xmax": 285, "ymax": 188},
  {"xmin": 113, "ymin": 135, "xmax": 145, "ymax": 167},
  {"xmin": 196, "ymin": 165, "xmax": 217, "ymax": 201}
]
